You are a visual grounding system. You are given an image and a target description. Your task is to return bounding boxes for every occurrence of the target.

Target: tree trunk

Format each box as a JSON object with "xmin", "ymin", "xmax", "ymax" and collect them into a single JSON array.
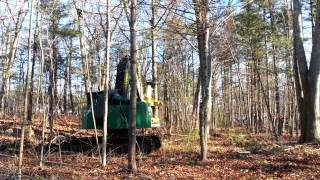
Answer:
[
  {"xmin": 27, "ymin": 8, "xmax": 39, "ymax": 123},
  {"xmin": 102, "ymin": 0, "xmax": 111, "ymax": 167},
  {"xmin": 151, "ymin": 0, "xmax": 159, "ymax": 120},
  {"xmin": 63, "ymin": 59, "xmax": 68, "ymax": 114},
  {"xmin": 308, "ymin": 0, "xmax": 320, "ymax": 142},
  {"xmin": 293, "ymin": 0, "xmax": 320, "ymax": 143},
  {"xmin": 37, "ymin": 2, "xmax": 46, "ymax": 166},
  {"xmin": 193, "ymin": 0, "xmax": 212, "ymax": 161},
  {"xmin": 192, "ymin": 73, "xmax": 201, "ymax": 128},
  {"xmin": 18, "ymin": 0, "xmax": 34, "ymax": 178},
  {"xmin": 267, "ymin": 0, "xmax": 281, "ymax": 136},
  {"xmin": 48, "ymin": 41, "xmax": 57, "ymax": 137},
  {"xmin": 68, "ymin": 38, "xmax": 74, "ymax": 113},
  {"xmin": 128, "ymin": 0, "xmax": 138, "ymax": 171},
  {"xmin": 77, "ymin": 8, "xmax": 88, "ymax": 94}
]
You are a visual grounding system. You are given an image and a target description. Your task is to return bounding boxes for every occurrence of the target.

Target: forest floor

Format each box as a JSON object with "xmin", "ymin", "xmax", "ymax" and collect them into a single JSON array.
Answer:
[{"xmin": 0, "ymin": 115, "xmax": 319, "ymax": 179}]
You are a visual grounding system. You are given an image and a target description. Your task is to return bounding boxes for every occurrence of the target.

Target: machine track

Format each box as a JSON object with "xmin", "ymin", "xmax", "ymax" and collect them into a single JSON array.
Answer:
[{"xmin": 36, "ymin": 131, "xmax": 161, "ymax": 155}]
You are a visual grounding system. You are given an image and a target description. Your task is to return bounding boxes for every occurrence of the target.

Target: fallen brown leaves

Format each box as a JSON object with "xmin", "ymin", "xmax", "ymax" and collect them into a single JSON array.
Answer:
[{"xmin": 0, "ymin": 117, "xmax": 319, "ymax": 179}]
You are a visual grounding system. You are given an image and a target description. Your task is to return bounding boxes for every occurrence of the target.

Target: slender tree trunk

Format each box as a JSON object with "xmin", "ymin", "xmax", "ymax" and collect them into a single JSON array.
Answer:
[
  {"xmin": 48, "ymin": 41, "xmax": 57, "ymax": 137},
  {"xmin": 77, "ymin": 8, "xmax": 88, "ymax": 93},
  {"xmin": 102, "ymin": 0, "xmax": 111, "ymax": 167},
  {"xmin": 27, "ymin": 8, "xmax": 39, "ymax": 123},
  {"xmin": 193, "ymin": 0, "xmax": 212, "ymax": 161},
  {"xmin": 79, "ymin": 7, "xmax": 102, "ymax": 161},
  {"xmin": 18, "ymin": 0, "xmax": 34, "ymax": 178},
  {"xmin": 192, "ymin": 72, "xmax": 201, "ymax": 127},
  {"xmin": 68, "ymin": 39, "xmax": 74, "ymax": 113},
  {"xmin": 128, "ymin": 0, "xmax": 138, "ymax": 171},
  {"xmin": 267, "ymin": 0, "xmax": 281, "ymax": 136},
  {"xmin": 151, "ymin": 0, "xmax": 159, "ymax": 120},
  {"xmin": 63, "ymin": 60, "xmax": 68, "ymax": 114},
  {"xmin": 38, "ymin": 4, "xmax": 46, "ymax": 166}
]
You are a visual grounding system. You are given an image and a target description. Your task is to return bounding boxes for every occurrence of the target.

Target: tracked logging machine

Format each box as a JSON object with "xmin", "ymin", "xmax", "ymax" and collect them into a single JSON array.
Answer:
[{"xmin": 80, "ymin": 57, "xmax": 161, "ymax": 153}]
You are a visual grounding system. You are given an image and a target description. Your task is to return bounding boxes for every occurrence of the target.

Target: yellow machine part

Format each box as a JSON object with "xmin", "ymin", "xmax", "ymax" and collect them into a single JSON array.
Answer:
[{"xmin": 144, "ymin": 96, "xmax": 161, "ymax": 127}]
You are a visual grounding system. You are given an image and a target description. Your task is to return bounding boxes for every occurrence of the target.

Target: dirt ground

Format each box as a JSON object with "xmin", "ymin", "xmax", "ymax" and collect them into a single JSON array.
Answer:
[{"xmin": 0, "ymin": 116, "xmax": 319, "ymax": 179}]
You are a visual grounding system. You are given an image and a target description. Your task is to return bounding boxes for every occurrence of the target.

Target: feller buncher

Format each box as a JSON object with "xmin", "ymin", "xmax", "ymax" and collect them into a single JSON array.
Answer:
[{"xmin": 81, "ymin": 57, "xmax": 161, "ymax": 153}]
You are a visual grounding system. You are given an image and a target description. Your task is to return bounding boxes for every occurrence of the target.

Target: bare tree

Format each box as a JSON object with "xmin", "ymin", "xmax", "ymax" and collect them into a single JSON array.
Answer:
[{"xmin": 0, "ymin": 6, "xmax": 26, "ymax": 116}]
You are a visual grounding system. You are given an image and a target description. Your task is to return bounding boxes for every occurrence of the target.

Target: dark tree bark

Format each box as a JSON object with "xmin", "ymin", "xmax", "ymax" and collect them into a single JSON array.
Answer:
[
  {"xmin": 293, "ymin": 0, "xmax": 320, "ymax": 143},
  {"xmin": 193, "ymin": 0, "xmax": 212, "ymax": 161},
  {"xmin": 48, "ymin": 41, "xmax": 57, "ymax": 137}
]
